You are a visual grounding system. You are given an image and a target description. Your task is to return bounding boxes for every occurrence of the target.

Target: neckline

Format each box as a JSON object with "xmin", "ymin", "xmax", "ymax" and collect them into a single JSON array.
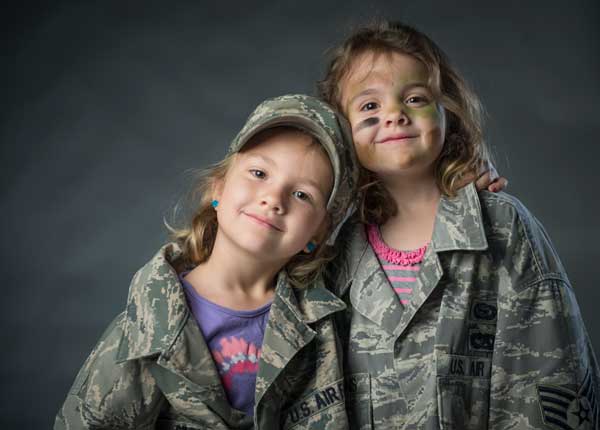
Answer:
[
  {"xmin": 366, "ymin": 224, "xmax": 428, "ymax": 265},
  {"xmin": 179, "ymin": 272, "xmax": 273, "ymax": 317}
]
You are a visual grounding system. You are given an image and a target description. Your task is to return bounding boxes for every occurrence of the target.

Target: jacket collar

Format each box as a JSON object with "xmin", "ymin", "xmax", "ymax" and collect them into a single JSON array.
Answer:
[
  {"xmin": 289, "ymin": 274, "xmax": 347, "ymax": 323},
  {"xmin": 336, "ymin": 182, "xmax": 488, "ymax": 299},
  {"xmin": 254, "ymin": 271, "xmax": 345, "ymax": 408},
  {"xmin": 116, "ymin": 243, "xmax": 193, "ymax": 362},
  {"xmin": 116, "ymin": 243, "xmax": 345, "ymax": 362},
  {"xmin": 431, "ymin": 182, "xmax": 488, "ymax": 252}
]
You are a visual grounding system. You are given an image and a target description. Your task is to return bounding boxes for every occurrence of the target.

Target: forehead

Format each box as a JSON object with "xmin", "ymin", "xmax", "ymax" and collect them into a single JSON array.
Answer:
[
  {"xmin": 241, "ymin": 128, "xmax": 321, "ymax": 157},
  {"xmin": 341, "ymin": 51, "xmax": 429, "ymax": 97},
  {"xmin": 239, "ymin": 128, "xmax": 332, "ymax": 171}
]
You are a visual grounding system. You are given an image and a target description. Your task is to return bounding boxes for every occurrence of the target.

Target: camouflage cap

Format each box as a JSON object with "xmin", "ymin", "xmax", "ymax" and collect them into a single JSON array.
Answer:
[{"xmin": 229, "ymin": 94, "xmax": 358, "ymax": 234}]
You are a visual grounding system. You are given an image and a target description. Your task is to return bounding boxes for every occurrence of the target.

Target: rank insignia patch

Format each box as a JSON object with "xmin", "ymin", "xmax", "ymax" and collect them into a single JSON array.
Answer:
[{"xmin": 537, "ymin": 369, "xmax": 598, "ymax": 430}]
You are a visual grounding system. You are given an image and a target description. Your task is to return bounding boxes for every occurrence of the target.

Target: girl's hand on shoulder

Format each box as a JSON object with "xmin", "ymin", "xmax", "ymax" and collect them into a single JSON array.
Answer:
[
  {"xmin": 459, "ymin": 161, "xmax": 508, "ymax": 193},
  {"xmin": 474, "ymin": 162, "xmax": 508, "ymax": 193},
  {"xmin": 476, "ymin": 171, "xmax": 508, "ymax": 193}
]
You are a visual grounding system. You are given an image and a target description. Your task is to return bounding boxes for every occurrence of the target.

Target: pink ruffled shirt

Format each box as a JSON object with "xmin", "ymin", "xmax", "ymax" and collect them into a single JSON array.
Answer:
[{"xmin": 366, "ymin": 224, "xmax": 428, "ymax": 305}]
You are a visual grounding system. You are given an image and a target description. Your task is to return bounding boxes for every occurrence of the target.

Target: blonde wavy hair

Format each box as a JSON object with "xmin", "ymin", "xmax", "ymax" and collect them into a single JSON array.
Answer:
[
  {"xmin": 318, "ymin": 20, "xmax": 491, "ymax": 225},
  {"xmin": 168, "ymin": 127, "xmax": 336, "ymax": 289}
]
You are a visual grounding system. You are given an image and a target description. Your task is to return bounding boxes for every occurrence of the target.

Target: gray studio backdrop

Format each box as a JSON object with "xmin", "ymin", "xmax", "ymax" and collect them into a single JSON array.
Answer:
[{"xmin": 2, "ymin": 1, "xmax": 599, "ymax": 427}]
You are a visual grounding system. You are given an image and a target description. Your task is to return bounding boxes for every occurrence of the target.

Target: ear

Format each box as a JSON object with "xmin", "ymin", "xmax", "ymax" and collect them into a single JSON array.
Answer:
[
  {"xmin": 303, "ymin": 242, "xmax": 316, "ymax": 254},
  {"xmin": 303, "ymin": 215, "xmax": 332, "ymax": 253},
  {"xmin": 211, "ymin": 178, "xmax": 225, "ymax": 206},
  {"xmin": 315, "ymin": 214, "xmax": 332, "ymax": 241}
]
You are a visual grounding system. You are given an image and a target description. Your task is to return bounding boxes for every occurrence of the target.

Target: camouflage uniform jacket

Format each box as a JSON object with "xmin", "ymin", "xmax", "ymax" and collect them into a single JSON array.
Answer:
[
  {"xmin": 55, "ymin": 243, "xmax": 349, "ymax": 430},
  {"xmin": 329, "ymin": 183, "xmax": 600, "ymax": 430}
]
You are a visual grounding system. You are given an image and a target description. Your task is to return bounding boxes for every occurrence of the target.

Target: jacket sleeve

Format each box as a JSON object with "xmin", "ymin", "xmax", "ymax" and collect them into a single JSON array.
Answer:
[
  {"xmin": 54, "ymin": 312, "xmax": 165, "ymax": 430},
  {"xmin": 488, "ymin": 219, "xmax": 600, "ymax": 429}
]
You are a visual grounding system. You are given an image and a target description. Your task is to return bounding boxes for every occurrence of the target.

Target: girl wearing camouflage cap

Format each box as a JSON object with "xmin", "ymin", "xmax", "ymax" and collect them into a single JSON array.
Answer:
[{"xmin": 55, "ymin": 94, "xmax": 359, "ymax": 429}]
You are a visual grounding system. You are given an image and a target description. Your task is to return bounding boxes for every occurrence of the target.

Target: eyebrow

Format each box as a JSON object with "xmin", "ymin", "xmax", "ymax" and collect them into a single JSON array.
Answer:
[
  {"xmin": 243, "ymin": 153, "xmax": 275, "ymax": 165},
  {"xmin": 346, "ymin": 88, "xmax": 379, "ymax": 109},
  {"xmin": 401, "ymin": 82, "xmax": 430, "ymax": 92},
  {"xmin": 300, "ymin": 178, "xmax": 327, "ymax": 194}
]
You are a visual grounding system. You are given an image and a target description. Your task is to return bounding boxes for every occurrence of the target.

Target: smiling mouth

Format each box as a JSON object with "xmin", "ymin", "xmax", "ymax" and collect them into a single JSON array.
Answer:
[
  {"xmin": 376, "ymin": 135, "xmax": 418, "ymax": 144},
  {"xmin": 243, "ymin": 212, "xmax": 283, "ymax": 231}
]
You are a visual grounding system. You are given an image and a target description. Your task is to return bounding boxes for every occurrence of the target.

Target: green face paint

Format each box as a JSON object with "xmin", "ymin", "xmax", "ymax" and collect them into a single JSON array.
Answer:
[{"xmin": 403, "ymin": 102, "xmax": 441, "ymax": 120}]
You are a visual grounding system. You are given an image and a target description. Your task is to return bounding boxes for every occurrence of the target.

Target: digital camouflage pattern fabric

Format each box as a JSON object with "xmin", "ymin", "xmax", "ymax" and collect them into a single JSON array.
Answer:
[
  {"xmin": 229, "ymin": 94, "xmax": 358, "ymax": 234},
  {"xmin": 328, "ymin": 183, "xmax": 600, "ymax": 430},
  {"xmin": 55, "ymin": 243, "xmax": 350, "ymax": 429},
  {"xmin": 55, "ymin": 93, "xmax": 359, "ymax": 429}
]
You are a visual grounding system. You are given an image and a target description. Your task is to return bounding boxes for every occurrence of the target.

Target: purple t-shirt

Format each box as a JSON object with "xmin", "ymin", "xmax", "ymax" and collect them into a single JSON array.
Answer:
[{"xmin": 180, "ymin": 273, "xmax": 271, "ymax": 416}]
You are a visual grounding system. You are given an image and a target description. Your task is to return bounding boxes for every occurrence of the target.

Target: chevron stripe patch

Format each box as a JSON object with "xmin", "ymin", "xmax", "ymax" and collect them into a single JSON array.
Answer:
[{"xmin": 537, "ymin": 370, "xmax": 597, "ymax": 430}]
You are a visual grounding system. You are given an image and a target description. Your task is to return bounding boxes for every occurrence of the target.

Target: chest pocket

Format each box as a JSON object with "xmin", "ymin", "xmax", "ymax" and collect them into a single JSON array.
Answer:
[
  {"xmin": 345, "ymin": 373, "xmax": 372, "ymax": 430},
  {"xmin": 436, "ymin": 354, "xmax": 491, "ymax": 430}
]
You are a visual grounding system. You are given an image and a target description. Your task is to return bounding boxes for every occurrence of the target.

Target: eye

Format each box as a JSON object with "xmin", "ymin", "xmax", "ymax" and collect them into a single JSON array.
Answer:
[
  {"xmin": 405, "ymin": 95, "xmax": 429, "ymax": 105},
  {"xmin": 292, "ymin": 190, "xmax": 311, "ymax": 201},
  {"xmin": 249, "ymin": 169, "xmax": 266, "ymax": 179},
  {"xmin": 360, "ymin": 101, "xmax": 379, "ymax": 111}
]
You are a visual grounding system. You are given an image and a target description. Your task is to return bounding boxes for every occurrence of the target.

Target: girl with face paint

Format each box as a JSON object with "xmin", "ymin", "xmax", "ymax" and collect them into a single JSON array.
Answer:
[{"xmin": 319, "ymin": 21, "xmax": 600, "ymax": 430}]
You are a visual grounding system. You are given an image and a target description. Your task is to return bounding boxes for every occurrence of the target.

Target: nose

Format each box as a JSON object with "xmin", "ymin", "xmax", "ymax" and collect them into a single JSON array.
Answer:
[
  {"xmin": 260, "ymin": 185, "xmax": 286, "ymax": 214},
  {"xmin": 384, "ymin": 103, "xmax": 410, "ymax": 127}
]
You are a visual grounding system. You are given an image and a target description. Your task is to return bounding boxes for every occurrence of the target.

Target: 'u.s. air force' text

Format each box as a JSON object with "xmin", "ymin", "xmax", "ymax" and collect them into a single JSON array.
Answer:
[
  {"xmin": 439, "ymin": 355, "xmax": 491, "ymax": 378},
  {"xmin": 284, "ymin": 381, "xmax": 344, "ymax": 428}
]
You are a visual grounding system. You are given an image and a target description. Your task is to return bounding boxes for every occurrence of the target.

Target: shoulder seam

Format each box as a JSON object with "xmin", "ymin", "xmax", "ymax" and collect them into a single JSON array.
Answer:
[
  {"xmin": 520, "ymin": 273, "xmax": 570, "ymax": 291},
  {"xmin": 482, "ymin": 191, "xmax": 546, "ymax": 276}
]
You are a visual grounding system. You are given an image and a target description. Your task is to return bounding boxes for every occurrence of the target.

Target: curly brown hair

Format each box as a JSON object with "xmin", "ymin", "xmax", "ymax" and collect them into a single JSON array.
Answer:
[{"xmin": 318, "ymin": 20, "xmax": 490, "ymax": 225}]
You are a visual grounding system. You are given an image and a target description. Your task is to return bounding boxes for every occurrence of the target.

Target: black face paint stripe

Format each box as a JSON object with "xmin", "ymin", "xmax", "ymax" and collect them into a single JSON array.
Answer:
[{"xmin": 354, "ymin": 117, "xmax": 379, "ymax": 132}]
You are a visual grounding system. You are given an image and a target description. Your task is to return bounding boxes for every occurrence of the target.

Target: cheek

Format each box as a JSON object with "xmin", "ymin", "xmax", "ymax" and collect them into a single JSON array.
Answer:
[
  {"xmin": 220, "ymin": 179, "xmax": 252, "ymax": 209},
  {"xmin": 351, "ymin": 126, "xmax": 378, "ymax": 163},
  {"xmin": 414, "ymin": 106, "xmax": 446, "ymax": 147},
  {"xmin": 352, "ymin": 139, "xmax": 375, "ymax": 168},
  {"xmin": 298, "ymin": 205, "xmax": 327, "ymax": 230},
  {"xmin": 425, "ymin": 127, "xmax": 445, "ymax": 159}
]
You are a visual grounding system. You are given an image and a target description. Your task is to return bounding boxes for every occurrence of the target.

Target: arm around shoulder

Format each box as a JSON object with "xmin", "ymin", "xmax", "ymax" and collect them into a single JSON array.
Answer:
[{"xmin": 54, "ymin": 312, "xmax": 165, "ymax": 430}]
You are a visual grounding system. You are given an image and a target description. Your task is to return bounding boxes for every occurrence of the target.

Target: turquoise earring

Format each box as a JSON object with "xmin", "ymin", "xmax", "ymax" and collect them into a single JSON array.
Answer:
[
  {"xmin": 211, "ymin": 200, "xmax": 219, "ymax": 208},
  {"xmin": 306, "ymin": 241, "xmax": 316, "ymax": 253}
]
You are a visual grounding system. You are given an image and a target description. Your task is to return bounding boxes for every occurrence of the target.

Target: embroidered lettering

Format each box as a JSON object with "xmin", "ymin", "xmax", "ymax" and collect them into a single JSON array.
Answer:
[
  {"xmin": 326, "ymin": 386, "xmax": 340, "ymax": 402},
  {"xmin": 288, "ymin": 402, "xmax": 312, "ymax": 424},
  {"xmin": 315, "ymin": 392, "xmax": 328, "ymax": 409},
  {"xmin": 283, "ymin": 379, "xmax": 345, "ymax": 429},
  {"xmin": 288, "ymin": 408, "xmax": 300, "ymax": 424},
  {"xmin": 338, "ymin": 382, "xmax": 345, "ymax": 399},
  {"xmin": 450, "ymin": 357, "xmax": 465, "ymax": 375},
  {"xmin": 300, "ymin": 401, "xmax": 311, "ymax": 417},
  {"xmin": 470, "ymin": 360, "xmax": 485, "ymax": 377},
  {"xmin": 438, "ymin": 355, "xmax": 491, "ymax": 379}
]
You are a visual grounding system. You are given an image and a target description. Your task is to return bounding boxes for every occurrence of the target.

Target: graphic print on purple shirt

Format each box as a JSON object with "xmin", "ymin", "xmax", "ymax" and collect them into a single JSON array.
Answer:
[{"xmin": 179, "ymin": 273, "xmax": 271, "ymax": 416}]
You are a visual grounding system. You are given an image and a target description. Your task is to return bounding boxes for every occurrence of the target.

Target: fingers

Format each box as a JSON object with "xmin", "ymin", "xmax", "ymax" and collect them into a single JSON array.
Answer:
[
  {"xmin": 488, "ymin": 176, "xmax": 508, "ymax": 193},
  {"xmin": 475, "ymin": 171, "xmax": 492, "ymax": 191}
]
